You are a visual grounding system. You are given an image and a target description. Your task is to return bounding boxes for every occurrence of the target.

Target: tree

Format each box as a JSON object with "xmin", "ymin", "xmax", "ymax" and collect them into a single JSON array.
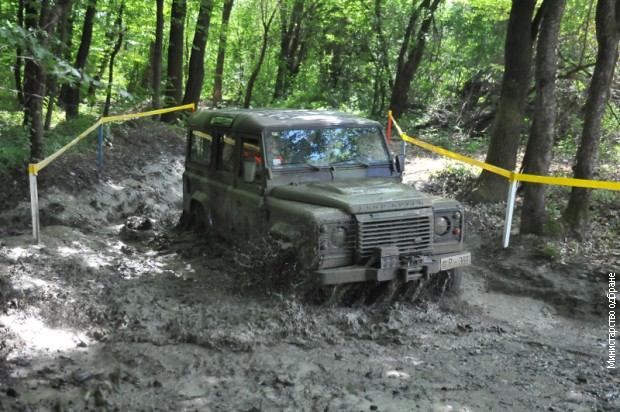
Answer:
[
  {"xmin": 87, "ymin": 10, "xmax": 120, "ymax": 102},
  {"xmin": 468, "ymin": 0, "xmax": 542, "ymax": 203},
  {"xmin": 13, "ymin": 0, "xmax": 25, "ymax": 107},
  {"xmin": 388, "ymin": 0, "xmax": 443, "ymax": 119},
  {"xmin": 272, "ymin": 0, "xmax": 318, "ymax": 101},
  {"xmin": 243, "ymin": 0, "xmax": 281, "ymax": 108},
  {"xmin": 212, "ymin": 0, "xmax": 234, "ymax": 107},
  {"xmin": 563, "ymin": 0, "xmax": 619, "ymax": 236},
  {"xmin": 161, "ymin": 0, "xmax": 187, "ymax": 123},
  {"xmin": 103, "ymin": 3, "xmax": 125, "ymax": 117},
  {"xmin": 44, "ymin": 8, "xmax": 72, "ymax": 130},
  {"xmin": 63, "ymin": 0, "xmax": 97, "ymax": 120},
  {"xmin": 369, "ymin": 0, "xmax": 394, "ymax": 116},
  {"xmin": 23, "ymin": 0, "xmax": 73, "ymax": 162},
  {"xmin": 182, "ymin": 0, "xmax": 214, "ymax": 107},
  {"xmin": 151, "ymin": 0, "xmax": 164, "ymax": 112},
  {"xmin": 520, "ymin": 0, "xmax": 566, "ymax": 235}
]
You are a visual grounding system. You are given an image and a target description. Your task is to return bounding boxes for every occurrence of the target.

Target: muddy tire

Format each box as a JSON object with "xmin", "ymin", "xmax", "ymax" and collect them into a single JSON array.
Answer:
[
  {"xmin": 187, "ymin": 202, "xmax": 209, "ymax": 233},
  {"xmin": 432, "ymin": 268, "xmax": 463, "ymax": 296}
]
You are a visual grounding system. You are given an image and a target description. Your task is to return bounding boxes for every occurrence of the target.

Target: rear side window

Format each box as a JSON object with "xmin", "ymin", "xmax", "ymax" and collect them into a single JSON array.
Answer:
[
  {"xmin": 190, "ymin": 130, "xmax": 213, "ymax": 165},
  {"xmin": 219, "ymin": 134, "xmax": 236, "ymax": 172}
]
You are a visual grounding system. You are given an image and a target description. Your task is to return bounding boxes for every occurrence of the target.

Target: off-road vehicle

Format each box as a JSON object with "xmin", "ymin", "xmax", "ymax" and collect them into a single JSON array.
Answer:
[{"xmin": 182, "ymin": 109, "xmax": 470, "ymax": 290}]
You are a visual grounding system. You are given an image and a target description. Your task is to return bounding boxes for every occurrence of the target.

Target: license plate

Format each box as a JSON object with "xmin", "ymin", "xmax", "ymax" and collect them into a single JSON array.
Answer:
[{"xmin": 440, "ymin": 252, "xmax": 471, "ymax": 271}]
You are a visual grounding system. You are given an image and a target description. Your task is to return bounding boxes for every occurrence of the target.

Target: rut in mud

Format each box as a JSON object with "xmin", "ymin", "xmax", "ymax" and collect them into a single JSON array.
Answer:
[{"xmin": 0, "ymin": 119, "xmax": 617, "ymax": 411}]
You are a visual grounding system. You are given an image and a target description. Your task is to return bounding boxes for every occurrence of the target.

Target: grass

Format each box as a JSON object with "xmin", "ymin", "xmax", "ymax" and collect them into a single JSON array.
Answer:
[
  {"xmin": 0, "ymin": 101, "xmax": 150, "ymax": 173},
  {"xmin": 0, "ymin": 107, "xmax": 101, "ymax": 172}
]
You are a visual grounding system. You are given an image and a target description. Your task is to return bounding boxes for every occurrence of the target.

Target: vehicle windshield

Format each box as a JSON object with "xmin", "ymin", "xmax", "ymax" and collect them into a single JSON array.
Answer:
[{"xmin": 264, "ymin": 126, "xmax": 389, "ymax": 169}]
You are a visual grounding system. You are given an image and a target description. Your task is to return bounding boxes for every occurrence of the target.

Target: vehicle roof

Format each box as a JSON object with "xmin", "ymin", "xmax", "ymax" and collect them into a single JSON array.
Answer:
[{"xmin": 188, "ymin": 109, "xmax": 381, "ymax": 134}]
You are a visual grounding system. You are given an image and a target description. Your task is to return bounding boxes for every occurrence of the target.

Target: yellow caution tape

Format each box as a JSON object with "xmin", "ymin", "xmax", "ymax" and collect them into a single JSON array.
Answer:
[
  {"xmin": 193, "ymin": 130, "xmax": 213, "ymax": 141},
  {"xmin": 101, "ymin": 103, "xmax": 195, "ymax": 123},
  {"xmin": 515, "ymin": 172, "xmax": 620, "ymax": 190},
  {"xmin": 194, "ymin": 131, "xmax": 261, "ymax": 152},
  {"xmin": 389, "ymin": 114, "xmax": 620, "ymax": 191},
  {"xmin": 28, "ymin": 104, "xmax": 196, "ymax": 175},
  {"xmin": 243, "ymin": 142, "xmax": 261, "ymax": 152},
  {"xmin": 29, "ymin": 120, "xmax": 103, "ymax": 175}
]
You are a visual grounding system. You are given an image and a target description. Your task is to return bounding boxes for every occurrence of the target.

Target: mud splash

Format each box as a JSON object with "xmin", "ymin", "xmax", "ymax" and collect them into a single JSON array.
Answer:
[{"xmin": 0, "ymin": 121, "xmax": 617, "ymax": 411}]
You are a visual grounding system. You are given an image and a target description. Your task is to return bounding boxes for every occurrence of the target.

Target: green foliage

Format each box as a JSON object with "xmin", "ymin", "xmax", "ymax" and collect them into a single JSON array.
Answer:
[
  {"xmin": 0, "ymin": 109, "xmax": 28, "ymax": 170},
  {"xmin": 0, "ymin": 108, "xmax": 99, "ymax": 172},
  {"xmin": 533, "ymin": 243, "xmax": 562, "ymax": 261},
  {"xmin": 410, "ymin": 0, "xmax": 508, "ymax": 105},
  {"xmin": 426, "ymin": 164, "xmax": 476, "ymax": 199},
  {"xmin": 0, "ymin": 0, "xmax": 618, "ymax": 212}
]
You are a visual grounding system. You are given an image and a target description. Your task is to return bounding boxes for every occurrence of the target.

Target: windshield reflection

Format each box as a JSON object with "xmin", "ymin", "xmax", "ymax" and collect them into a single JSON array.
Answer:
[{"xmin": 265, "ymin": 127, "xmax": 389, "ymax": 169}]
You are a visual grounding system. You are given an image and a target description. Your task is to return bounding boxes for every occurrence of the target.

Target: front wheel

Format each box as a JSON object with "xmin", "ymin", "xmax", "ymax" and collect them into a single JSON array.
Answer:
[{"xmin": 434, "ymin": 268, "xmax": 463, "ymax": 296}]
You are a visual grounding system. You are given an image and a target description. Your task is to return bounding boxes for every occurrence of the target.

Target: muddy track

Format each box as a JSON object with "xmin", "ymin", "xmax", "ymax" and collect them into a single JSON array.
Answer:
[{"xmin": 0, "ymin": 120, "xmax": 617, "ymax": 411}]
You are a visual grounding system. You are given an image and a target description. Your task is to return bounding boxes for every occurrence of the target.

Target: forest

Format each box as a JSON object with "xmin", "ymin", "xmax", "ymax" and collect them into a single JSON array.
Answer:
[
  {"xmin": 0, "ymin": 0, "xmax": 619, "ymax": 240},
  {"xmin": 1, "ymin": 1, "xmax": 619, "ymax": 410}
]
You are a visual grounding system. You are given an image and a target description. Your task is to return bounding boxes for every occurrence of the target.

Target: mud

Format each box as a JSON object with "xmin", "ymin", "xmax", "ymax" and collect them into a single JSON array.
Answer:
[{"xmin": 0, "ymin": 120, "xmax": 618, "ymax": 411}]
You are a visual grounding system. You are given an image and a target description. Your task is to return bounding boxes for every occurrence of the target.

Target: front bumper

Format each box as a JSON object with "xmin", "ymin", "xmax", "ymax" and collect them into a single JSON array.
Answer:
[{"xmin": 316, "ymin": 246, "xmax": 471, "ymax": 285}]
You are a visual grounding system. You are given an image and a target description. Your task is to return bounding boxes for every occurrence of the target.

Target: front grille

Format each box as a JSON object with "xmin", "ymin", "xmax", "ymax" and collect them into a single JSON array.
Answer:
[{"xmin": 356, "ymin": 209, "xmax": 432, "ymax": 260}]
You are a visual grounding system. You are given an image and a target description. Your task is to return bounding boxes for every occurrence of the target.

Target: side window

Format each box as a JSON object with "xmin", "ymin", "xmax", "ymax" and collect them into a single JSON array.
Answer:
[
  {"xmin": 218, "ymin": 133, "xmax": 236, "ymax": 172},
  {"xmin": 242, "ymin": 137, "xmax": 261, "ymax": 165},
  {"xmin": 241, "ymin": 136, "xmax": 263, "ymax": 183},
  {"xmin": 190, "ymin": 130, "xmax": 213, "ymax": 165}
]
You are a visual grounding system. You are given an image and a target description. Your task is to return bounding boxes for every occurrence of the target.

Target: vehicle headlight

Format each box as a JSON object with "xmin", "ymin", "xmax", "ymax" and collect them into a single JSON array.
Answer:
[
  {"xmin": 331, "ymin": 226, "xmax": 348, "ymax": 245},
  {"xmin": 434, "ymin": 216, "xmax": 450, "ymax": 235}
]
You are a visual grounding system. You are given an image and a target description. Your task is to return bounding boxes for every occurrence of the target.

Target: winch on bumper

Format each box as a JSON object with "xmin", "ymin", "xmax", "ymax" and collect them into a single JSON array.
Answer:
[{"xmin": 316, "ymin": 246, "xmax": 471, "ymax": 285}]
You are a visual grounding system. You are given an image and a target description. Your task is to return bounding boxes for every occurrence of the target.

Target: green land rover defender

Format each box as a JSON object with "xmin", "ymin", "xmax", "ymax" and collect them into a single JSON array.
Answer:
[{"xmin": 182, "ymin": 109, "xmax": 470, "ymax": 289}]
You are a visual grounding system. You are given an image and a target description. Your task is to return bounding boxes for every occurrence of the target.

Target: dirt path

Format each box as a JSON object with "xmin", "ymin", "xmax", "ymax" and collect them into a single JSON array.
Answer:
[{"xmin": 0, "ymin": 121, "xmax": 617, "ymax": 411}]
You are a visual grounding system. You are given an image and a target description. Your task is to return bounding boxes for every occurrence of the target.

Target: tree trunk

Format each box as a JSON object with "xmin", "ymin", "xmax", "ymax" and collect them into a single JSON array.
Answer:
[
  {"xmin": 244, "ymin": 31, "xmax": 270, "ymax": 108},
  {"xmin": 161, "ymin": 0, "xmax": 187, "ymax": 123},
  {"xmin": 23, "ymin": 57, "xmax": 46, "ymax": 161},
  {"xmin": 152, "ymin": 0, "xmax": 164, "ymax": 112},
  {"xmin": 371, "ymin": 0, "xmax": 394, "ymax": 116},
  {"xmin": 45, "ymin": 9, "xmax": 72, "ymax": 130},
  {"xmin": 14, "ymin": 0, "xmax": 25, "ymax": 107},
  {"xmin": 244, "ymin": 0, "xmax": 280, "ymax": 108},
  {"xmin": 87, "ymin": 51, "xmax": 110, "ymax": 99},
  {"xmin": 212, "ymin": 0, "xmax": 234, "ymax": 107},
  {"xmin": 56, "ymin": 8, "xmax": 74, "ymax": 110},
  {"xmin": 468, "ymin": 0, "xmax": 538, "ymax": 203},
  {"xmin": 64, "ymin": 0, "xmax": 97, "ymax": 120},
  {"xmin": 388, "ymin": 0, "xmax": 442, "ymax": 119},
  {"xmin": 273, "ymin": 0, "xmax": 310, "ymax": 101},
  {"xmin": 182, "ymin": 0, "xmax": 214, "ymax": 107},
  {"xmin": 23, "ymin": 0, "xmax": 73, "ymax": 162},
  {"xmin": 103, "ymin": 5, "xmax": 125, "ymax": 117},
  {"xmin": 563, "ymin": 0, "xmax": 619, "ymax": 236},
  {"xmin": 44, "ymin": 77, "xmax": 58, "ymax": 131},
  {"xmin": 520, "ymin": 0, "xmax": 566, "ymax": 236}
]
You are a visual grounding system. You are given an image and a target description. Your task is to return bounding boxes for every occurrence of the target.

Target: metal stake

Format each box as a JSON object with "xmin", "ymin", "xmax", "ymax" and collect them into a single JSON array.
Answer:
[
  {"xmin": 98, "ymin": 123, "xmax": 104, "ymax": 169},
  {"xmin": 29, "ymin": 170, "xmax": 40, "ymax": 244},
  {"xmin": 502, "ymin": 173, "xmax": 518, "ymax": 248}
]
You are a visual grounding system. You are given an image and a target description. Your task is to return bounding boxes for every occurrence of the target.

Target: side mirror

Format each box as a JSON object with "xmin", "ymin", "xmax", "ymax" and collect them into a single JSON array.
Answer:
[
  {"xmin": 243, "ymin": 160, "xmax": 257, "ymax": 183},
  {"xmin": 395, "ymin": 153, "xmax": 405, "ymax": 173},
  {"xmin": 391, "ymin": 154, "xmax": 405, "ymax": 173}
]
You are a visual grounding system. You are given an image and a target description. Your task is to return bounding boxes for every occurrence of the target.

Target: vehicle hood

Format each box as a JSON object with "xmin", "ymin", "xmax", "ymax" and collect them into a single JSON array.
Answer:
[{"xmin": 270, "ymin": 179, "xmax": 432, "ymax": 214}]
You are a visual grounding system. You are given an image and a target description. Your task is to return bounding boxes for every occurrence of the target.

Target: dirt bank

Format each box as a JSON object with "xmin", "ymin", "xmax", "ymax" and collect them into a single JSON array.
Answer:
[{"xmin": 0, "ymin": 120, "xmax": 617, "ymax": 411}]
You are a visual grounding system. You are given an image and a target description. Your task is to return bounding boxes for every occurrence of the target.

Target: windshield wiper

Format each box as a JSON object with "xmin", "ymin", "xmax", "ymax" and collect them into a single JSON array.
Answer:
[
  {"xmin": 331, "ymin": 159, "xmax": 370, "ymax": 168},
  {"xmin": 303, "ymin": 162, "xmax": 322, "ymax": 171}
]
